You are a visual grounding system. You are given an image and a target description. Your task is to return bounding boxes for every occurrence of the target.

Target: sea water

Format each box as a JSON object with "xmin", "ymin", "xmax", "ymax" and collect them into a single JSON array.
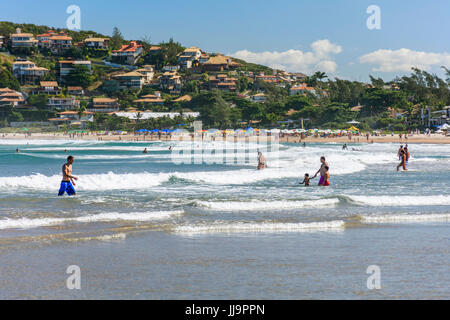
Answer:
[{"xmin": 0, "ymin": 139, "xmax": 448, "ymax": 299}]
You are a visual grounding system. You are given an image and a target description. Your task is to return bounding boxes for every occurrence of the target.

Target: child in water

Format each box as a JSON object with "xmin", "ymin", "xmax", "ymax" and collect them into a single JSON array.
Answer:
[{"xmin": 300, "ymin": 173, "xmax": 315, "ymax": 186}]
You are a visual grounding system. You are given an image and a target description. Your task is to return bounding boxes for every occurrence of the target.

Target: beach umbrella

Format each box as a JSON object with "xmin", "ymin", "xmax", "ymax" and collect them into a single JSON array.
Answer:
[
  {"xmin": 347, "ymin": 120, "xmax": 360, "ymax": 124},
  {"xmin": 22, "ymin": 127, "xmax": 28, "ymax": 132}
]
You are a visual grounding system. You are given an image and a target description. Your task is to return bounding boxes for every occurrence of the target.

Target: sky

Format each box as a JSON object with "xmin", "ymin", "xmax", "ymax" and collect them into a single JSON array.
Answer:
[{"xmin": 1, "ymin": 0, "xmax": 449, "ymax": 82}]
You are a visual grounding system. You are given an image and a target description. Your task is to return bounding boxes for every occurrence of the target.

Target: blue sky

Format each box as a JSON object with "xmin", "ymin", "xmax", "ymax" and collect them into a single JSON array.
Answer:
[{"xmin": 1, "ymin": 0, "xmax": 449, "ymax": 81}]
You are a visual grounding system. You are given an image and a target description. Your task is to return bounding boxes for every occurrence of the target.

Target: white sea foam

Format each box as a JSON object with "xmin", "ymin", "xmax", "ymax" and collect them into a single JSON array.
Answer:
[
  {"xmin": 349, "ymin": 195, "xmax": 450, "ymax": 206},
  {"xmin": 361, "ymin": 213, "xmax": 450, "ymax": 223},
  {"xmin": 174, "ymin": 220, "xmax": 345, "ymax": 234},
  {"xmin": 198, "ymin": 198, "xmax": 339, "ymax": 211},
  {"xmin": 0, "ymin": 210, "xmax": 182, "ymax": 230}
]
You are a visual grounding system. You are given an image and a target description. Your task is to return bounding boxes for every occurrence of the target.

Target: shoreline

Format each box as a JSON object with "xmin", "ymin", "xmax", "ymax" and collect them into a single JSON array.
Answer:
[{"xmin": 1, "ymin": 132, "xmax": 449, "ymax": 144}]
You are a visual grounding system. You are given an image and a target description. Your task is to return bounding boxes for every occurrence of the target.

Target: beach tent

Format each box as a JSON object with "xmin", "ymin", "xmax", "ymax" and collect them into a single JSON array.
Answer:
[
  {"xmin": 347, "ymin": 126, "xmax": 359, "ymax": 131},
  {"xmin": 438, "ymin": 123, "xmax": 450, "ymax": 130}
]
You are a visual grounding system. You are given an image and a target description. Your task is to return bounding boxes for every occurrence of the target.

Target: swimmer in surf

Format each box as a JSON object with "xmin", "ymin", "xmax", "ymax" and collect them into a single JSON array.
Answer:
[{"xmin": 58, "ymin": 156, "xmax": 78, "ymax": 196}]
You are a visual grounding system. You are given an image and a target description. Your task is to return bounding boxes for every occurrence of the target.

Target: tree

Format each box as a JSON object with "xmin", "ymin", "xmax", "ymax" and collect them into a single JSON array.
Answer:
[
  {"xmin": 0, "ymin": 66, "xmax": 20, "ymax": 91},
  {"xmin": 110, "ymin": 27, "xmax": 125, "ymax": 50},
  {"xmin": 64, "ymin": 65, "xmax": 94, "ymax": 88}
]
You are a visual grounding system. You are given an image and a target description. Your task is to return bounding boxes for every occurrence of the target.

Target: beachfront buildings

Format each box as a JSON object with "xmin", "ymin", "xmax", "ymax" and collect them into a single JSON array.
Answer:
[
  {"xmin": 83, "ymin": 36, "xmax": 110, "ymax": 49},
  {"xmin": 59, "ymin": 60, "xmax": 92, "ymax": 82},
  {"xmin": 12, "ymin": 60, "xmax": 49, "ymax": 84},
  {"xmin": 113, "ymin": 71, "xmax": 147, "ymax": 90},
  {"xmin": 48, "ymin": 111, "xmax": 94, "ymax": 129},
  {"xmin": 10, "ymin": 28, "xmax": 38, "ymax": 48},
  {"xmin": 89, "ymin": 98, "xmax": 119, "ymax": 113},
  {"xmin": 209, "ymin": 74, "xmax": 238, "ymax": 92},
  {"xmin": 0, "ymin": 88, "xmax": 25, "ymax": 107},
  {"xmin": 178, "ymin": 47, "xmax": 202, "ymax": 69},
  {"xmin": 47, "ymin": 96, "xmax": 80, "ymax": 111},
  {"xmin": 290, "ymin": 83, "xmax": 316, "ymax": 96},
  {"xmin": 111, "ymin": 41, "xmax": 144, "ymax": 65}
]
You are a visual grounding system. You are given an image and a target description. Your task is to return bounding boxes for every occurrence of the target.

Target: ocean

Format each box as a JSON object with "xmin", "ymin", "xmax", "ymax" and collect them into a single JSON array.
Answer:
[{"xmin": 0, "ymin": 138, "xmax": 448, "ymax": 299}]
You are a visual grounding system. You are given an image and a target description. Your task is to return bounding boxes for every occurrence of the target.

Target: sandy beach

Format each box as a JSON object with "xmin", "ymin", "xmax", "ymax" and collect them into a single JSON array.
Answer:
[{"xmin": 1, "ymin": 132, "xmax": 449, "ymax": 144}]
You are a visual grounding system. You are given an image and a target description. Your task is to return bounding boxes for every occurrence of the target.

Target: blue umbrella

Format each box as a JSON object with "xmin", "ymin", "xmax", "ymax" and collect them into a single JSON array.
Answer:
[{"xmin": 151, "ymin": 129, "xmax": 160, "ymax": 133}]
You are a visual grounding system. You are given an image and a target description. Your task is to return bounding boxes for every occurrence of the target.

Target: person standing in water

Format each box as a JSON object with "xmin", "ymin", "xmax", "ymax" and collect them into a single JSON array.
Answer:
[
  {"xmin": 58, "ymin": 156, "xmax": 78, "ymax": 196},
  {"xmin": 257, "ymin": 151, "xmax": 267, "ymax": 170},
  {"xmin": 397, "ymin": 149, "xmax": 407, "ymax": 171},
  {"xmin": 314, "ymin": 156, "xmax": 329, "ymax": 186}
]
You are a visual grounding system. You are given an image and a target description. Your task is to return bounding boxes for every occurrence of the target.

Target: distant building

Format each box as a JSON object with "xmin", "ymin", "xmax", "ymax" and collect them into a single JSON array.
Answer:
[
  {"xmin": 67, "ymin": 86, "xmax": 85, "ymax": 96},
  {"xmin": 134, "ymin": 65, "xmax": 155, "ymax": 84},
  {"xmin": 111, "ymin": 41, "xmax": 144, "ymax": 65},
  {"xmin": 59, "ymin": 60, "xmax": 92, "ymax": 81},
  {"xmin": 0, "ymin": 88, "xmax": 25, "ymax": 107},
  {"xmin": 113, "ymin": 71, "xmax": 147, "ymax": 90},
  {"xmin": 12, "ymin": 60, "xmax": 48, "ymax": 84},
  {"xmin": 178, "ymin": 46, "xmax": 202, "ymax": 69},
  {"xmin": 209, "ymin": 74, "xmax": 238, "ymax": 92},
  {"xmin": 159, "ymin": 71, "xmax": 182, "ymax": 94},
  {"xmin": 10, "ymin": 28, "xmax": 38, "ymax": 48},
  {"xmin": 47, "ymin": 96, "xmax": 80, "ymax": 111},
  {"xmin": 83, "ymin": 36, "xmax": 109, "ymax": 49},
  {"xmin": 36, "ymin": 30, "xmax": 56, "ymax": 49},
  {"xmin": 249, "ymin": 93, "xmax": 267, "ymax": 103},
  {"xmin": 135, "ymin": 91, "xmax": 164, "ymax": 105},
  {"xmin": 48, "ymin": 111, "xmax": 94, "ymax": 129},
  {"xmin": 35, "ymin": 81, "xmax": 62, "ymax": 95},
  {"xmin": 49, "ymin": 32, "xmax": 73, "ymax": 54},
  {"xmin": 0, "ymin": 36, "xmax": 6, "ymax": 48},
  {"xmin": 290, "ymin": 83, "xmax": 316, "ymax": 96},
  {"xmin": 90, "ymin": 98, "xmax": 119, "ymax": 113},
  {"xmin": 202, "ymin": 55, "xmax": 241, "ymax": 72}
]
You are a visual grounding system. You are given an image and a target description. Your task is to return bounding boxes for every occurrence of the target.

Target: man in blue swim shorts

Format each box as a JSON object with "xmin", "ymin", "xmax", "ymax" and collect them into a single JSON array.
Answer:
[{"xmin": 58, "ymin": 156, "xmax": 78, "ymax": 196}]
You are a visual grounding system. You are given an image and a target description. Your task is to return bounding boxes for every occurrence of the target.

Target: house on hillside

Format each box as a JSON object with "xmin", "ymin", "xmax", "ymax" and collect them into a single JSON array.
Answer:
[
  {"xmin": 67, "ymin": 86, "xmax": 85, "ymax": 96},
  {"xmin": 12, "ymin": 60, "xmax": 48, "ymax": 84},
  {"xmin": 10, "ymin": 28, "xmax": 38, "ymax": 48},
  {"xmin": 178, "ymin": 46, "xmax": 202, "ymax": 69},
  {"xmin": 135, "ymin": 91, "xmax": 165, "ymax": 106},
  {"xmin": 202, "ymin": 55, "xmax": 241, "ymax": 72},
  {"xmin": 49, "ymin": 32, "xmax": 73, "ymax": 54},
  {"xmin": 113, "ymin": 71, "xmax": 147, "ymax": 90},
  {"xmin": 36, "ymin": 30, "xmax": 56, "ymax": 49},
  {"xmin": 83, "ymin": 36, "xmax": 110, "ymax": 49},
  {"xmin": 249, "ymin": 93, "xmax": 267, "ymax": 103},
  {"xmin": 89, "ymin": 98, "xmax": 119, "ymax": 113},
  {"xmin": 111, "ymin": 41, "xmax": 144, "ymax": 65},
  {"xmin": 159, "ymin": 71, "xmax": 182, "ymax": 94},
  {"xmin": 209, "ymin": 74, "xmax": 238, "ymax": 92},
  {"xmin": 0, "ymin": 88, "xmax": 25, "ymax": 107},
  {"xmin": 290, "ymin": 83, "xmax": 316, "ymax": 96},
  {"xmin": 135, "ymin": 65, "xmax": 155, "ymax": 84},
  {"xmin": 35, "ymin": 81, "xmax": 62, "ymax": 95},
  {"xmin": 59, "ymin": 60, "xmax": 92, "ymax": 82},
  {"xmin": 0, "ymin": 36, "xmax": 6, "ymax": 48},
  {"xmin": 253, "ymin": 73, "xmax": 278, "ymax": 89},
  {"xmin": 47, "ymin": 96, "xmax": 80, "ymax": 111}
]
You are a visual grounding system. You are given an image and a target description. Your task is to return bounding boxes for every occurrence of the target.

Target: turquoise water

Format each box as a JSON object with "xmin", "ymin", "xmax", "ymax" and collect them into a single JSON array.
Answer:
[{"xmin": 0, "ymin": 138, "xmax": 449, "ymax": 299}]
